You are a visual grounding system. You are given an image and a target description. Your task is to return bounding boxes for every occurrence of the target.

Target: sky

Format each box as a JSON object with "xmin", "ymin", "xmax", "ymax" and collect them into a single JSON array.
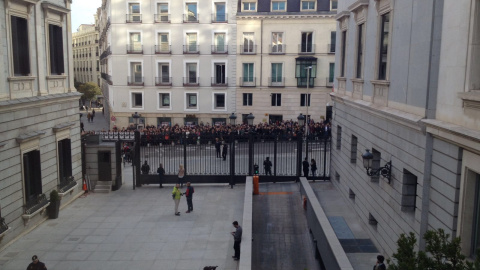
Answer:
[{"xmin": 71, "ymin": 0, "xmax": 102, "ymax": 32}]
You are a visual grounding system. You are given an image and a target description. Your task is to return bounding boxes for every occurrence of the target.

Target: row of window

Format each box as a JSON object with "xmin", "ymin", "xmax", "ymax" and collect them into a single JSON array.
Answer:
[
  {"xmin": 11, "ymin": 16, "xmax": 64, "ymax": 76},
  {"xmin": 129, "ymin": 91, "xmax": 314, "ymax": 111},
  {"xmin": 118, "ymin": 31, "xmax": 336, "ymax": 55},
  {"xmin": 72, "ymin": 39, "xmax": 98, "ymax": 47},
  {"xmin": 241, "ymin": 0, "xmax": 337, "ymax": 12}
]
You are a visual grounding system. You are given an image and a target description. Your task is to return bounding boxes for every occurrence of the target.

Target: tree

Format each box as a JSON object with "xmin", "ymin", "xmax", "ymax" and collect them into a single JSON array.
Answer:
[
  {"xmin": 78, "ymin": 82, "xmax": 101, "ymax": 106},
  {"xmin": 388, "ymin": 229, "xmax": 480, "ymax": 270}
]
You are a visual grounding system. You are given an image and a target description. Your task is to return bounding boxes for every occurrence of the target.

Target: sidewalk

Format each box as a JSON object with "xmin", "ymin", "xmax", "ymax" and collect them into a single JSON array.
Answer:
[
  {"xmin": 0, "ymin": 166, "xmax": 245, "ymax": 270},
  {"xmin": 81, "ymin": 106, "xmax": 109, "ymax": 132}
]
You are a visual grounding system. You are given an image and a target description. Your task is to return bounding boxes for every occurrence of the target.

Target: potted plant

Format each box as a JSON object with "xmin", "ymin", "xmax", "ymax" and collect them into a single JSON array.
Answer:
[{"xmin": 47, "ymin": 190, "xmax": 60, "ymax": 219}]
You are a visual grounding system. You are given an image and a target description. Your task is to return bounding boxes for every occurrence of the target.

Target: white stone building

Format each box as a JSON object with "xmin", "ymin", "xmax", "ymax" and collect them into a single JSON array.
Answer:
[
  {"xmin": 0, "ymin": 0, "xmax": 82, "ymax": 247},
  {"xmin": 331, "ymin": 0, "xmax": 480, "ymax": 259},
  {"xmin": 235, "ymin": 0, "xmax": 337, "ymax": 124},
  {"xmin": 73, "ymin": 22, "xmax": 100, "ymax": 85},
  {"xmin": 98, "ymin": 0, "xmax": 238, "ymax": 128}
]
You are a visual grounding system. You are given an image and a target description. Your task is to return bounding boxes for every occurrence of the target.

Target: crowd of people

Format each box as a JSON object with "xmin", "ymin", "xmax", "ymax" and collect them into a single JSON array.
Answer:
[{"xmin": 105, "ymin": 119, "xmax": 332, "ymax": 146}]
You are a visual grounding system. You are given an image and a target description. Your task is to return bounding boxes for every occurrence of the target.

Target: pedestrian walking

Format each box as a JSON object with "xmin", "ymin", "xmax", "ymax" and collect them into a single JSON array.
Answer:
[
  {"xmin": 215, "ymin": 138, "xmax": 221, "ymax": 158},
  {"xmin": 172, "ymin": 183, "xmax": 183, "ymax": 216},
  {"xmin": 311, "ymin": 159, "xmax": 317, "ymax": 177},
  {"xmin": 184, "ymin": 182, "xmax": 194, "ymax": 213},
  {"xmin": 222, "ymin": 142, "xmax": 228, "ymax": 161},
  {"xmin": 87, "ymin": 112, "xmax": 91, "ymax": 122},
  {"xmin": 91, "ymin": 109, "xmax": 95, "ymax": 122},
  {"xmin": 141, "ymin": 160, "xmax": 150, "ymax": 175},
  {"xmin": 302, "ymin": 157, "xmax": 309, "ymax": 177},
  {"xmin": 231, "ymin": 221, "xmax": 242, "ymax": 260},
  {"xmin": 80, "ymin": 122, "xmax": 85, "ymax": 133},
  {"xmin": 263, "ymin": 157, "xmax": 272, "ymax": 176},
  {"xmin": 178, "ymin": 164, "xmax": 185, "ymax": 187},
  {"xmin": 157, "ymin": 163, "xmax": 165, "ymax": 188},
  {"xmin": 27, "ymin": 255, "xmax": 47, "ymax": 270},
  {"xmin": 102, "ymin": 106, "xmax": 104, "ymax": 115},
  {"xmin": 373, "ymin": 255, "xmax": 386, "ymax": 270}
]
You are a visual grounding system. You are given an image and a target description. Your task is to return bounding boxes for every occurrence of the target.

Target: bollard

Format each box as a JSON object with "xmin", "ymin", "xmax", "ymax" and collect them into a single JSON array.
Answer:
[{"xmin": 253, "ymin": 175, "xmax": 259, "ymax": 195}]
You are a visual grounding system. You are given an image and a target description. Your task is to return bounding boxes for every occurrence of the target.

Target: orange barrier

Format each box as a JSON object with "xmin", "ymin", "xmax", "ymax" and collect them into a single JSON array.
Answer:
[
  {"xmin": 83, "ymin": 179, "xmax": 88, "ymax": 192},
  {"xmin": 253, "ymin": 175, "xmax": 259, "ymax": 195}
]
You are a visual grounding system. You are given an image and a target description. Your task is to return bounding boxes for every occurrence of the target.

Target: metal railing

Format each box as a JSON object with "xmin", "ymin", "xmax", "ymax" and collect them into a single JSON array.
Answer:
[
  {"xmin": 239, "ymin": 77, "xmax": 256, "ymax": 87},
  {"xmin": 155, "ymin": 77, "xmax": 172, "ymax": 86},
  {"xmin": 154, "ymin": 14, "xmax": 170, "ymax": 23},
  {"xmin": 155, "ymin": 45, "xmax": 171, "ymax": 54},
  {"xmin": 127, "ymin": 44, "xmax": 143, "ymax": 54},
  {"xmin": 211, "ymin": 77, "xmax": 228, "ymax": 86},
  {"xmin": 328, "ymin": 44, "xmax": 335, "ymax": 53},
  {"xmin": 126, "ymin": 13, "xmax": 142, "ymax": 23},
  {"xmin": 183, "ymin": 77, "xmax": 199, "ymax": 86},
  {"xmin": 128, "ymin": 76, "xmax": 144, "ymax": 86},
  {"xmin": 298, "ymin": 44, "xmax": 316, "ymax": 54},
  {"xmin": 183, "ymin": 14, "xmax": 199, "ymax": 23},
  {"xmin": 183, "ymin": 45, "xmax": 200, "ymax": 54},
  {"xmin": 297, "ymin": 77, "xmax": 315, "ymax": 88},
  {"xmin": 24, "ymin": 194, "xmax": 48, "ymax": 215},
  {"xmin": 269, "ymin": 77, "xmax": 285, "ymax": 87},
  {"xmin": 211, "ymin": 13, "xmax": 228, "ymax": 22},
  {"xmin": 212, "ymin": 45, "xmax": 228, "ymax": 54},
  {"xmin": 269, "ymin": 44, "xmax": 286, "ymax": 54},
  {"xmin": 240, "ymin": 45, "xmax": 256, "ymax": 54}
]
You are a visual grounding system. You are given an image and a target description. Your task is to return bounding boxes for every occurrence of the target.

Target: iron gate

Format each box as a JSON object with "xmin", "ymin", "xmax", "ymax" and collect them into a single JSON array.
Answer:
[{"xmin": 131, "ymin": 132, "xmax": 330, "ymax": 185}]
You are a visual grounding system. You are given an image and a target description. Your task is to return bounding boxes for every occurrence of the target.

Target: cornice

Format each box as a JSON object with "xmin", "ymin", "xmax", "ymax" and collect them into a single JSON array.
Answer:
[
  {"xmin": 348, "ymin": 0, "xmax": 369, "ymax": 12},
  {"xmin": 237, "ymin": 14, "xmax": 335, "ymax": 20},
  {"xmin": 41, "ymin": 2, "xmax": 70, "ymax": 14},
  {"xmin": 423, "ymin": 119, "xmax": 480, "ymax": 155},
  {"xmin": 0, "ymin": 92, "xmax": 82, "ymax": 113},
  {"xmin": 335, "ymin": 11, "xmax": 350, "ymax": 21}
]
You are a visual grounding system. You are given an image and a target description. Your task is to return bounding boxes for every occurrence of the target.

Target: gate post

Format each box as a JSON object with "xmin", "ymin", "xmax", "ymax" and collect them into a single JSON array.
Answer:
[
  {"xmin": 183, "ymin": 133, "xmax": 187, "ymax": 177},
  {"xmin": 248, "ymin": 132, "xmax": 254, "ymax": 176},
  {"xmin": 229, "ymin": 132, "xmax": 235, "ymax": 188},
  {"xmin": 323, "ymin": 137, "xmax": 328, "ymax": 180},
  {"xmin": 134, "ymin": 130, "xmax": 141, "ymax": 187},
  {"xmin": 296, "ymin": 133, "xmax": 303, "ymax": 179},
  {"xmin": 273, "ymin": 135, "xmax": 277, "ymax": 182}
]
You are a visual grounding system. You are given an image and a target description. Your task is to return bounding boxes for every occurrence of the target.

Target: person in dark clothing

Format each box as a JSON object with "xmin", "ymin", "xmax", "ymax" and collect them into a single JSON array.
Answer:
[
  {"xmin": 80, "ymin": 122, "xmax": 85, "ymax": 133},
  {"xmin": 263, "ymin": 157, "xmax": 272, "ymax": 176},
  {"xmin": 373, "ymin": 255, "xmax": 386, "ymax": 270},
  {"xmin": 91, "ymin": 109, "xmax": 95, "ymax": 122},
  {"xmin": 157, "ymin": 163, "xmax": 165, "ymax": 188},
  {"xmin": 222, "ymin": 142, "xmax": 228, "ymax": 161},
  {"xmin": 302, "ymin": 157, "xmax": 309, "ymax": 177},
  {"xmin": 231, "ymin": 221, "xmax": 242, "ymax": 260},
  {"xmin": 184, "ymin": 182, "xmax": 194, "ymax": 213},
  {"xmin": 215, "ymin": 138, "xmax": 221, "ymax": 158},
  {"xmin": 27, "ymin": 255, "xmax": 47, "ymax": 270},
  {"xmin": 141, "ymin": 160, "xmax": 150, "ymax": 175},
  {"xmin": 311, "ymin": 159, "xmax": 317, "ymax": 177}
]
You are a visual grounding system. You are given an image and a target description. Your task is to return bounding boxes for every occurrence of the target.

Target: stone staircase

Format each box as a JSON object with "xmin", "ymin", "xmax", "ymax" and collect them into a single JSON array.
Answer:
[{"xmin": 94, "ymin": 181, "xmax": 112, "ymax": 193}]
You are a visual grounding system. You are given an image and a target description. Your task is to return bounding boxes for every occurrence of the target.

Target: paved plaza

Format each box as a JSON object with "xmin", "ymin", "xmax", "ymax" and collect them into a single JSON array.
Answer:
[{"xmin": 0, "ymin": 166, "xmax": 245, "ymax": 270}]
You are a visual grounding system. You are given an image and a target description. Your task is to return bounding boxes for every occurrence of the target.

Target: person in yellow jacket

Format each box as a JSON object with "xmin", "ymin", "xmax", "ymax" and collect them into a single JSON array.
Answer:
[{"xmin": 172, "ymin": 183, "xmax": 183, "ymax": 216}]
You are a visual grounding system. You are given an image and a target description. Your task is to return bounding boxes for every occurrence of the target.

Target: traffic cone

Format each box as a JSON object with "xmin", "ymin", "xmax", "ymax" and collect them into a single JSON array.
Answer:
[{"xmin": 83, "ymin": 179, "xmax": 88, "ymax": 192}]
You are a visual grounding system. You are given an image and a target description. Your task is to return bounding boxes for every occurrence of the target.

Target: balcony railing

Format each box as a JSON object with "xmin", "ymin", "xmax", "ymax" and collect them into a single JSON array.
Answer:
[
  {"xmin": 240, "ymin": 45, "xmax": 256, "ymax": 54},
  {"xmin": 211, "ymin": 45, "xmax": 228, "ymax": 54},
  {"xmin": 211, "ymin": 13, "xmax": 228, "ymax": 23},
  {"xmin": 127, "ymin": 44, "xmax": 143, "ymax": 54},
  {"xmin": 154, "ymin": 14, "xmax": 170, "ymax": 23},
  {"xmin": 183, "ymin": 14, "xmax": 199, "ymax": 23},
  {"xmin": 268, "ymin": 77, "xmax": 285, "ymax": 87},
  {"xmin": 155, "ymin": 45, "xmax": 171, "ymax": 54},
  {"xmin": 298, "ymin": 44, "xmax": 316, "ymax": 54},
  {"xmin": 183, "ymin": 45, "xmax": 200, "ymax": 54},
  {"xmin": 328, "ymin": 44, "xmax": 335, "ymax": 54},
  {"xmin": 126, "ymin": 13, "xmax": 142, "ymax": 23},
  {"xmin": 269, "ymin": 44, "xmax": 286, "ymax": 54},
  {"xmin": 239, "ymin": 77, "xmax": 256, "ymax": 87},
  {"xmin": 211, "ymin": 77, "xmax": 228, "ymax": 86},
  {"xmin": 183, "ymin": 77, "xmax": 199, "ymax": 86},
  {"xmin": 128, "ymin": 76, "xmax": 144, "ymax": 86},
  {"xmin": 326, "ymin": 77, "xmax": 334, "ymax": 87},
  {"xmin": 100, "ymin": 46, "xmax": 111, "ymax": 60},
  {"xmin": 101, "ymin": 72, "xmax": 113, "ymax": 85},
  {"xmin": 155, "ymin": 77, "xmax": 172, "ymax": 86},
  {"xmin": 296, "ymin": 77, "xmax": 315, "ymax": 88}
]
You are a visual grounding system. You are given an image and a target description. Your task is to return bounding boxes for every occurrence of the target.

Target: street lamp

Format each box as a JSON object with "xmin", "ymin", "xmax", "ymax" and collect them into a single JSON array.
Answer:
[
  {"xmin": 297, "ymin": 113, "xmax": 305, "ymax": 127},
  {"xmin": 132, "ymin": 112, "xmax": 140, "ymax": 130},
  {"xmin": 246, "ymin": 113, "xmax": 255, "ymax": 126},
  {"xmin": 305, "ymin": 66, "xmax": 312, "ymax": 137},
  {"xmin": 229, "ymin": 113, "xmax": 237, "ymax": 125},
  {"xmin": 361, "ymin": 149, "xmax": 392, "ymax": 183}
]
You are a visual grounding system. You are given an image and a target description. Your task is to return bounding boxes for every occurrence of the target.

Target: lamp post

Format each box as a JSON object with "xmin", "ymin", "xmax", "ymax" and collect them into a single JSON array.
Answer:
[
  {"xmin": 132, "ymin": 112, "xmax": 140, "ymax": 130},
  {"xmin": 246, "ymin": 113, "xmax": 255, "ymax": 126},
  {"xmin": 297, "ymin": 113, "xmax": 305, "ymax": 127},
  {"xmin": 361, "ymin": 149, "xmax": 392, "ymax": 183},
  {"xmin": 305, "ymin": 66, "xmax": 312, "ymax": 138},
  {"xmin": 229, "ymin": 113, "xmax": 237, "ymax": 125}
]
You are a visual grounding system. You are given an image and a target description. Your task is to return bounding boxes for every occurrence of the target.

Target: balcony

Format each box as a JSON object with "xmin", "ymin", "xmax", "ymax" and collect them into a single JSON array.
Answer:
[
  {"xmin": 328, "ymin": 44, "xmax": 335, "ymax": 54},
  {"xmin": 155, "ymin": 45, "xmax": 171, "ymax": 54},
  {"xmin": 326, "ymin": 77, "xmax": 334, "ymax": 88},
  {"xmin": 269, "ymin": 44, "xmax": 286, "ymax": 55},
  {"xmin": 211, "ymin": 13, "xmax": 228, "ymax": 23},
  {"xmin": 211, "ymin": 45, "xmax": 228, "ymax": 54},
  {"xmin": 240, "ymin": 45, "xmax": 256, "ymax": 55},
  {"xmin": 99, "ymin": 46, "xmax": 111, "ymax": 60},
  {"xmin": 211, "ymin": 77, "xmax": 228, "ymax": 87},
  {"xmin": 183, "ymin": 14, "xmax": 199, "ymax": 23},
  {"xmin": 127, "ymin": 44, "xmax": 143, "ymax": 54},
  {"xmin": 268, "ymin": 77, "xmax": 285, "ymax": 87},
  {"xmin": 101, "ymin": 72, "xmax": 112, "ymax": 85},
  {"xmin": 183, "ymin": 77, "xmax": 199, "ymax": 86},
  {"xmin": 128, "ymin": 76, "xmax": 144, "ymax": 86},
  {"xmin": 298, "ymin": 44, "xmax": 316, "ymax": 54},
  {"xmin": 126, "ymin": 13, "xmax": 142, "ymax": 23},
  {"xmin": 296, "ymin": 77, "xmax": 315, "ymax": 88},
  {"xmin": 239, "ymin": 77, "xmax": 256, "ymax": 87},
  {"xmin": 183, "ymin": 45, "xmax": 200, "ymax": 54},
  {"xmin": 155, "ymin": 77, "xmax": 172, "ymax": 86},
  {"xmin": 154, "ymin": 14, "xmax": 170, "ymax": 23}
]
